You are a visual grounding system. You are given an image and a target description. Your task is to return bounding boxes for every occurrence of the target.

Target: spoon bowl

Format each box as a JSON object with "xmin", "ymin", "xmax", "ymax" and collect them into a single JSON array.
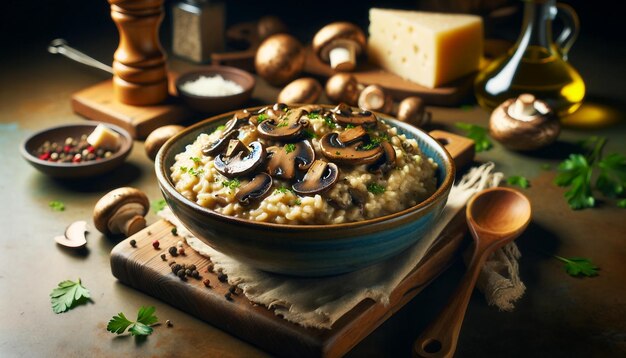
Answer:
[{"xmin": 414, "ymin": 187, "xmax": 531, "ymax": 358}]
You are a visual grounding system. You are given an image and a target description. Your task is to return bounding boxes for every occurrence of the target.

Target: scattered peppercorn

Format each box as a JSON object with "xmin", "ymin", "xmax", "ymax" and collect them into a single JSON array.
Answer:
[
  {"xmin": 171, "ymin": 227, "xmax": 178, "ymax": 236},
  {"xmin": 178, "ymin": 247, "xmax": 185, "ymax": 255},
  {"xmin": 171, "ymin": 264, "xmax": 182, "ymax": 273},
  {"xmin": 152, "ymin": 240, "xmax": 160, "ymax": 249},
  {"xmin": 228, "ymin": 285, "xmax": 238, "ymax": 295},
  {"xmin": 187, "ymin": 264, "xmax": 196, "ymax": 271},
  {"xmin": 129, "ymin": 239, "xmax": 137, "ymax": 247},
  {"xmin": 217, "ymin": 272, "xmax": 228, "ymax": 283},
  {"xmin": 203, "ymin": 279, "xmax": 211, "ymax": 288},
  {"xmin": 191, "ymin": 270, "xmax": 200, "ymax": 279},
  {"xmin": 160, "ymin": 253, "xmax": 167, "ymax": 261},
  {"xmin": 177, "ymin": 270, "xmax": 186, "ymax": 280},
  {"xmin": 168, "ymin": 246, "xmax": 178, "ymax": 256},
  {"xmin": 224, "ymin": 292, "xmax": 233, "ymax": 301},
  {"xmin": 206, "ymin": 263, "xmax": 214, "ymax": 273},
  {"xmin": 35, "ymin": 136, "xmax": 109, "ymax": 163},
  {"xmin": 185, "ymin": 269, "xmax": 192, "ymax": 277},
  {"xmin": 166, "ymin": 320, "xmax": 173, "ymax": 327}
]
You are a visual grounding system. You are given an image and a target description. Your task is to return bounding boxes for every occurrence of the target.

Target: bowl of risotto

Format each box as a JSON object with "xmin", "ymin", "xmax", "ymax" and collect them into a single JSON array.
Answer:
[{"xmin": 155, "ymin": 103, "xmax": 454, "ymax": 276}]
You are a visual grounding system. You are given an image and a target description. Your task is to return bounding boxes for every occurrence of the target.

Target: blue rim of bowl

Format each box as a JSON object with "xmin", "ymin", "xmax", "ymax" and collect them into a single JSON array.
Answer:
[
  {"xmin": 156, "ymin": 105, "xmax": 455, "ymax": 232},
  {"xmin": 175, "ymin": 66, "xmax": 255, "ymax": 100},
  {"xmin": 20, "ymin": 122, "xmax": 133, "ymax": 168}
]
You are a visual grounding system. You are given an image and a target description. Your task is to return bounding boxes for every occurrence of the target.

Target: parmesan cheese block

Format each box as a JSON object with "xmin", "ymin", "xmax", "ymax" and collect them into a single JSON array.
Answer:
[{"xmin": 368, "ymin": 8, "xmax": 483, "ymax": 88}]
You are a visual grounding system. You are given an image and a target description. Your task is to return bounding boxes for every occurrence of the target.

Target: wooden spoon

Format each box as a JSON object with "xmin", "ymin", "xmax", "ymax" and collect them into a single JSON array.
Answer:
[{"xmin": 414, "ymin": 187, "xmax": 532, "ymax": 358}]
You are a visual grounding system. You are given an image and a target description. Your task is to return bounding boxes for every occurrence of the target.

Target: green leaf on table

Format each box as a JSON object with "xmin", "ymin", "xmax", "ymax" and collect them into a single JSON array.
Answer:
[
  {"xmin": 506, "ymin": 175, "xmax": 530, "ymax": 188},
  {"xmin": 50, "ymin": 278, "xmax": 90, "ymax": 313},
  {"xmin": 555, "ymin": 154, "xmax": 595, "ymax": 209},
  {"xmin": 151, "ymin": 199, "xmax": 167, "ymax": 214},
  {"xmin": 49, "ymin": 200, "xmax": 65, "ymax": 211},
  {"xmin": 107, "ymin": 306, "xmax": 158, "ymax": 336},
  {"xmin": 617, "ymin": 199, "xmax": 626, "ymax": 208},
  {"xmin": 455, "ymin": 122, "xmax": 492, "ymax": 152},
  {"xmin": 596, "ymin": 153, "xmax": 626, "ymax": 198},
  {"xmin": 554, "ymin": 256, "xmax": 599, "ymax": 277}
]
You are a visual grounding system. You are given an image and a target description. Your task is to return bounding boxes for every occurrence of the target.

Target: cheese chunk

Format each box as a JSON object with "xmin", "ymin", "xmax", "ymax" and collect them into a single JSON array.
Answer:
[
  {"xmin": 368, "ymin": 8, "xmax": 483, "ymax": 88},
  {"xmin": 87, "ymin": 124, "xmax": 121, "ymax": 151}
]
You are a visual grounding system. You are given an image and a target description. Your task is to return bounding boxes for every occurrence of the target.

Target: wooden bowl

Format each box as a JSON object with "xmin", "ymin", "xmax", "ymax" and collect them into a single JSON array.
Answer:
[
  {"xmin": 155, "ymin": 107, "xmax": 454, "ymax": 276},
  {"xmin": 175, "ymin": 66, "xmax": 255, "ymax": 114},
  {"xmin": 20, "ymin": 123, "xmax": 133, "ymax": 179}
]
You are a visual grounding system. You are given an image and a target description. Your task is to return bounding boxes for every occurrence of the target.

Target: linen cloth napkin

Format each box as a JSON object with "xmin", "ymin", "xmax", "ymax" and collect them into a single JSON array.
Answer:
[{"xmin": 158, "ymin": 162, "xmax": 525, "ymax": 329}]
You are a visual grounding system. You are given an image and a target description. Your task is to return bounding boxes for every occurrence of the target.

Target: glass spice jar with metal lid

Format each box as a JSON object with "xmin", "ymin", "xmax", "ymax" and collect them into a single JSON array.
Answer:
[{"xmin": 172, "ymin": 0, "xmax": 225, "ymax": 63}]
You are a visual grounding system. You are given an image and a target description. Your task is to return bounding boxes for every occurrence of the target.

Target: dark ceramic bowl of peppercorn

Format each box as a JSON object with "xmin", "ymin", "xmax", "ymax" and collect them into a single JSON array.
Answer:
[
  {"xmin": 21, "ymin": 123, "xmax": 133, "ymax": 179},
  {"xmin": 155, "ymin": 105, "xmax": 454, "ymax": 277}
]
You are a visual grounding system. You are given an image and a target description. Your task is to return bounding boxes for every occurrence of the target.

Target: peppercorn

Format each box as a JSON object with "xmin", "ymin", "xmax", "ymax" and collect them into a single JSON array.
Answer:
[
  {"xmin": 168, "ymin": 246, "xmax": 178, "ymax": 256},
  {"xmin": 178, "ymin": 247, "xmax": 185, "ymax": 255},
  {"xmin": 217, "ymin": 272, "xmax": 228, "ymax": 283},
  {"xmin": 203, "ymin": 279, "xmax": 211, "ymax": 288},
  {"xmin": 171, "ymin": 227, "xmax": 178, "ymax": 236},
  {"xmin": 160, "ymin": 253, "xmax": 167, "ymax": 261},
  {"xmin": 228, "ymin": 285, "xmax": 237, "ymax": 294},
  {"xmin": 185, "ymin": 269, "xmax": 192, "ymax": 277},
  {"xmin": 187, "ymin": 264, "xmax": 196, "ymax": 271},
  {"xmin": 129, "ymin": 239, "xmax": 137, "ymax": 247},
  {"xmin": 191, "ymin": 270, "xmax": 200, "ymax": 279},
  {"xmin": 171, "ymin": 264, "xmax": 182, "ymax": 273},
  {"xmin": 224, "ymin": 292, "xmax": 233, "ymax": 301},
  {"xmin": 152, "ymin": 240, "xmax": 160, "ymax": 249},
  {"xmin": 206, "ymin": 263, "xmax": 214, "ymax": 273},
  {"xmin": 177, "ymin": 270, "xmax": 186, "ymax": 280}
]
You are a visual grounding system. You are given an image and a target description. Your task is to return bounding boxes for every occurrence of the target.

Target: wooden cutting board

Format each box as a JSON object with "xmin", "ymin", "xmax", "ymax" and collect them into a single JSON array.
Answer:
[{"xmin": 109, "ymin": 131, "xmax": 475, "ymax": 357}]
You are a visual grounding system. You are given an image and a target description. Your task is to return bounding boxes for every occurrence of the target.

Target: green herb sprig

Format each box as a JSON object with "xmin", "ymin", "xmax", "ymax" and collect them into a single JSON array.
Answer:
[
  {"xmin": 455, "ymin": 122, "xmax": 492, "ymax": 152},
  {"xmin": 284, "ymin": 143, "xmax": 296, "ymax": 154},
  {"xmin": 151, "ymin": 199, "xmax": 167, "ymax": 214},
  {"xmin": 554, "ymin": 255, "xmax": 599, "ymax": 277},
  {"xmin": 49, "ymin": 200, "xmax": 65, "ymax": 212},
  {"xmin": 506, "ymin": 175, "xmax": 530, "ymax": 189},
  {"xmin": 367, "ymin": 183, "xmax": 386, "ymax": 195},
  {"xmin": 107, "ymin": 306, "xmax": 158, "ymax": 336},
  {"xmin": 222, "ymin": 178, "xmax": 241, "ymax": 191},
  {"xmin": 50, "ymin": 278, "xmax": 91, "ymax": 313}
]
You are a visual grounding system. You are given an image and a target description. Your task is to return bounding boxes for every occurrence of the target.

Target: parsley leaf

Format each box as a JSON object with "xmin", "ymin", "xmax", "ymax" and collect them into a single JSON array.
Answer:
[
  {"xmin": 553, "ymin": 256, "xmax": 599, "ymax": 277},
  {"xmin": 189, "ymin": 156, "xmax": 201, "ymax": 164},
  {"xmin": 455, "ymin": 122, "xmax": 492, "ymax": 152},
  {"xmin": 323, "ymin": 116, "xmax": 336, "ymax": 129},
  {"xmin": 107, "ymin": 306, "xmax": 158, "ymax": 336},
  {"xmin": 274, "ymin": 186, "xmax": 292, "ymax": 194},
  {"xmin": 596, "ymin": 153, "xmax": 626, "ymax": 198},
  {"xmin": 49, "ymin": 200, "xmax": 65, "ymax": 211},
  {"xmin": 362, "ymin": 133, "xmax": 389, "ymax": 150},
  {"xmin": 555, "ymin": 154, "xmax": 595, "ymax": 209},
  {"xmin": 213, "ymin": 125, "xmax": 225, "ymax": 133},
  {"xmin": 506, "ymin": 175, "xmax": 530, "ymax": 188},
  {"xmin": 222, "ymin": 178, "xmax": 241, "ymax": 191},
  {"xmin": 50, "ymin": 278, "xmax": 91, "ymax": 314},
  {"xmin": 284, "ymin": 143, "xmax": 296, "ymax": 154},
  {"xmin": 257, "ymin": 114, "xmax": 268, "ymax": 123},
  {"xmin": 294, "ymin": 199, "xmax": 302, "ymax": 206},
  {"xmin": 151, "ymin": 199, "xmax": 167, "ymax": 214},
  {"xmin": 188, "ymin": 168, "xmax": 204, "ymax": 177},
  {"xmin": 345, "ymin": 124, "xmax": 355, "ymax": 129},
  {"xmin": 307, "ymin": 112, "xmax": 320, "ymax": 119},
  {"xmin": 303, "ymin": 129, "xmax": 317, "ymax": 139},
  {"xmin": 618, "ymin": 199, "xmax": 626, "ymax": 208},
  {"xmin": 367, "ymin": 183, "xmax": 386, "ymax": 195}
]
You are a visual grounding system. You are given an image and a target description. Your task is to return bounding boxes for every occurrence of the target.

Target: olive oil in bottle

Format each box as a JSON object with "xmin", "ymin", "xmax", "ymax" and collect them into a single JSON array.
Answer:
[{"xmin": 474, "ymin": 0, "xmax": 585, "ymax": 116}]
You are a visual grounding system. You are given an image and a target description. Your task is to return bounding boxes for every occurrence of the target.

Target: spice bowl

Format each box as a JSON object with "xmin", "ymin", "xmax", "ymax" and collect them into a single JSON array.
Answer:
[
  {"xmin": 21, "ymin": 123, "xmax": 133, "ymax": 179},
  {"xmin": 175, "ymin": 66, "xmax": 255, "ymax": 114}
]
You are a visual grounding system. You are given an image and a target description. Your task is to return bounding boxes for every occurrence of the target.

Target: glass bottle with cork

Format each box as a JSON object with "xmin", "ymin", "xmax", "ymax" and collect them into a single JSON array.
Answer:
[{"xmin": 474, "ymin": 0, "xmax": 585, "ymax": 116}]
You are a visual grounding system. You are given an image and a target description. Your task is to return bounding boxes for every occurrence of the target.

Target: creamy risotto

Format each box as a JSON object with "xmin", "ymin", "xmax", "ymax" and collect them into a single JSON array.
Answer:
[{"xmin": 171, "ymin": 103, "xmax": 437, "ymax": 225}]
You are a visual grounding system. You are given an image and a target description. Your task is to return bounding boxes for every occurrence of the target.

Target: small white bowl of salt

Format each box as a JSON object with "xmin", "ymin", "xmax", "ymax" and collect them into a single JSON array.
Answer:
[{"xmin": 175, "ymin": 66, "xmax": 255, "ymax": 113}]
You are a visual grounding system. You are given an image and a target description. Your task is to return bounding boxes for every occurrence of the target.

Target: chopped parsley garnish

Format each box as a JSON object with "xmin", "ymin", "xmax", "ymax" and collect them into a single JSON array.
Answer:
[
  {"xmin": 214, "ymin": 125, "xmax": 225, "ymax": 132},
  {"xmin": 506, "ymin": 175, "xmax": 530, "ymax": 188},
  {"xmin": 303, "ymin": 129, "xmax": 317, "ymax": 139},
  {"xmin": 345, "ymin": 124, "xmax": 355, "ymax": 129},
  {"xmin": 257, "ymin": 113, "xmax": 268, "ymax": 123},
  {"xmin": 180, "ymin": 166, "xmax": 188, "ymax": 173},
  {"xmin": 188, "ymin": 168, "xmax": 204, "ymax": 177},
  {"xmin": 151, "ymin": 199, "xmax": 167, "ymax": 214},
  {"xmin": 323, "ymin": 116, "xmax": 336, "ymax": 129},
  {"xmin": 362, "ymin": 133, "xmax": 389, "ymax": 150},
  {"xmin": 294, "ymin": 199, "xmax": 302, "ymax": 206},
  {"xmin": 49, "ymin": 200, "xmax": 65, "ymax": 212},
  {"xmin": 284, "ymin": 143, "xmax": 296, "ymax": 153},
  {"xmin": 277, "ymin": 121, "xmax": 289, "ymax": 127},
  {"xmin": 307, "ymin": 112, "xmax": 320, "ymax": 119},
  {"xmin": 455, "ymin": 122, "xmax": 492, "ymax": 152},
  {"xmin": 222, "ymin": 178, "xmax": 241, "ymax": 191},
  {"xmin": 189, "ymin": 156, "xmax": 201, "ymax": 164},
  {"xmin": 367, "ymin": 183, "xmax": 386, "ymax": 195},
  {"xmin": 274, "ymin": 186, "xmax": 292, "ymax": 194}
]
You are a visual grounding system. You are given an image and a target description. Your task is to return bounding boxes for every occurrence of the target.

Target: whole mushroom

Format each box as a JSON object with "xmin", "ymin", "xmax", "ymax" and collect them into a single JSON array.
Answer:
[
  {"xmin": 93, "ymin": 187, "xmax": 150, "ymax": 237},
  {"xmin": 277, "ymin": 78, "xmax": 322, "ymax": 104},
  {"xmin": 358, "ymin": 85, "xmax": 393, "ymax": 114},
  {"xmin": 325, "ymin": 73, "xmax": 363, "ymax": 106},
  {"xmin": 397, "ymin": 96, "xmax": 431, "ymax": 128},
  {"xmin": 489, "ymin": 93, "xmax": 560, "ymax": 151},
  {"xmin": 255, "ymin": 34, "xmax": 305, "ymax": 86},
  {"xmin": 313, "ymin": 22, "xmax": 366, "ymax": 72},
  {"xmin": 144, "ymin": 125, "xmax": 185, "ymax": 161}
]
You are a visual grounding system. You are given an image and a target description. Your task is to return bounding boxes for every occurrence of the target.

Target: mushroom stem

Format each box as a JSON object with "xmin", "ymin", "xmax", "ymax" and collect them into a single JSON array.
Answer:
[
  {"xmin": 107, "ymin": 203, "xmax": 147, "ymax": 236},
  {"xmin": 509, "ymin": 94, "xmax": 538, "ymax": 121},
  {"xmin": 329, "ymin": 42, "xmax": 357, "ymax": 71}
]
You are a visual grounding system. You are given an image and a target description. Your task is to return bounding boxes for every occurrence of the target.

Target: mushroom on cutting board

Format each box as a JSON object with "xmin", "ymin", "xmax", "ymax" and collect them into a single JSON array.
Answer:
[
  {"xmin": 214, "ymin": 140, "xmax": 266, "ymax": 178},
  {"xmin": 277, "ymin": 78, "xmax": 322, "ymax": 104},
  {"xmin": 358, "ymin": 85, "xmax": 393, "ymax": 114},
  {"xmin": 325, "ymin": 73, "xmax": 363, "ymax": 106},
  {"xmin": 489, "ymin": 93, "xmax": 560, "ymax": 151},
  {"xmin": 257, "ymin": 107, "xmax": 310, "ymax": 141},
  {"xmin": 313, "ymin": 22, "xmax": 366, "ymax": 72},
  {"xmin": 255, "ymin": 34, "xmax": 305, "ymax": 86},
  {"xmin": 235, "ymin": 173, "xmax": 273, "ymax": 206},
  {"xmin": 266, "ymin": 140, "xmax": 315, "ymax": 180},
  {"xmin": 144, "ymin": 125, "xmax": 185, "ymax": 161},
  {"xmin": 292, "ymin": 160, "xmax": 339, "ymax": 195},
  {"xmin": 397, "ymin": 96, "xmax": 431, "ymax": 128},
  {"xmin": 93, "ymin": 187, "xmax": 150, "ymax": 237}
]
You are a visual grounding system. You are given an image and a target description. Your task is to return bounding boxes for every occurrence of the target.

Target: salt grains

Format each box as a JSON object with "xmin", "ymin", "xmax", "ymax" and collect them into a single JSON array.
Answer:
[{"xmin": 180, "ymin": 75, "xmax": 244, "ymax": 97}]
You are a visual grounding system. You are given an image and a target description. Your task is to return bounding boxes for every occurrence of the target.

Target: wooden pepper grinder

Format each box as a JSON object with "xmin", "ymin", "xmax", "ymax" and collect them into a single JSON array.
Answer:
[{"xmin": 109, "ymin": 0, "xmax": 168, "ymax": 106}]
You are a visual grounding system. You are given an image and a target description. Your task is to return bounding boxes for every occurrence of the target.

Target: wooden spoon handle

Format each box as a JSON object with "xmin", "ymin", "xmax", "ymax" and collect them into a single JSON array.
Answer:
[{"xmin": 413, "ymin": 243, "xmax": 490, "ymax": 358}]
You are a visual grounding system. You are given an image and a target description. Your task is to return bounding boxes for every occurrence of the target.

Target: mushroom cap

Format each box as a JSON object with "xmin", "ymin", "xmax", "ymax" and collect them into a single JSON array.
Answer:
[
  {"xmin": 397, "ymin": 96, "xmax": 430, "ymax": 128},
  {"xmin": 277, "ymin": 78, "xmax": 322, "ymax": 104},
  {"xmin": 266, "ymin": 140, "xmax": 315, "ymax": 180},
  {"xmin": 325, "ymin": 73, "xmax": 361, "ymax": 105},
  {"xmin": 255, "ymin": 34, "xmax": 305, "ymax": 86},
  {"xmin": 368, "ymin": 141, "xmax": 397, "ymax": 174},
  {"xmin": 235, "ymin": 173, "xmax": 273, "ymax": 206},
  {"xmin": 358, "ymin": 85, "xmax": 393, "ymax": 114},
  {"xmin": 331, "ymin": 103, "xmax": 377, "ymax": 127},
  {"xmin": 145, "ymin": 125, "xmax": 185, "ymax": 161},
  {"xmin": 202, "ymin": 130, "xmax": 239, "ymax": 156},
  {"xmin": 489, "ymin": 94, "xmax": 560, "ymax": 151},
  {"xmin": 93, "ymin": 187, "xmax": 149, "ymax": 235},
  {"xmin": 257, "ymin": 107, "xmax": 310, "ymax": 141},
  {"xmin": 214, "ymin": 141, "xmax": 266, "ymax": 178},
  {"xmin": 292, "ymin": 160, "xmax": 339, "ymax": 195},
  {"xmin": 312, "ymin": 22, "xmax": 366, "ymax": 61},
  {"xmin": 320, "ymin": 132, "xmax": 383, "ymax": 165}
]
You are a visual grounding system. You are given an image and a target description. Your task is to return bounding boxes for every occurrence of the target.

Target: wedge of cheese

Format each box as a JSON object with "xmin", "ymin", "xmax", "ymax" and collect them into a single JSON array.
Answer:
[{"xmin": 368, "ymin": 8, "xmax": 483, "ymax": 88}]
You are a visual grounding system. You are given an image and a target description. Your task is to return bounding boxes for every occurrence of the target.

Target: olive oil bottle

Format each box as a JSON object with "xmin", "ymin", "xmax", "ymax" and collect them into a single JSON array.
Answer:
[{"xmin": 475, "ymin": 0, "xmax": 585, "ymax": 116}]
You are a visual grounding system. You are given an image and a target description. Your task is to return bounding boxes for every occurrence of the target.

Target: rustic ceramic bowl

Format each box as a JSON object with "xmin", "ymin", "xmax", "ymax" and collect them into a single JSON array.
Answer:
[
  {"xmin": 175, "ymin": 66, "xmax": 255, "ymax": 114},
  {"xmin": 21, "ymin": 123, "xmax": 133, "ymax": 179},
  {"xmin": 155, "ymin": 107, "xmax": 454, "ymax": 276}
]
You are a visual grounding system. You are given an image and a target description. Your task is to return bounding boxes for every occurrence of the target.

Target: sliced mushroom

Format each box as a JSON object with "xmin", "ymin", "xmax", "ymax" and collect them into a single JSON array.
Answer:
[
  {"xmin": 93, "ymin": 187, "xmax": 149, "ymax": 237},
  {"xmin": 257, "ymin": 107, "xmax": 309, "ymax": 141},
  {"xmin": 235, "ymin": 173, "xmax": 273, "ymax": 206},
  {"xmin": 368, "ymin": 141, "xmax": 396, "ymax": 174},
  {"xmin": 331, "ymin": 103, "xmax": 377, "ymax": 127},
  {"xmin": 312, "ymin": 22, "xmax": 366, "ymax": 71},
  {"xmin": 266, "ymin": 140, "xmax": 315, "ymax": 180},
  {"xmin": 337, "ymin": 125, "xmax": 368, "ymax": 144},
  {"xmin": 292, "ymin": 160, "xmax": 339, "ymax": 195},
  {"xmin": 224, "ymin": 110, "xmax": 252, "ymax": 132},
  {"xmin": 54, "ymin": 220, "xmax": 88, "ymax": 248},
  {"xmin": 358, "ymin": 85, "xmax": 393, "ymax": 114},
  {"xmin": 202, "ymin": 129, "xmax": 239, "ymax": 156},
  {"xmin": 319, "ymin": 132, "xmax": 383, "ymax": 165},
  {"xmin": 214, "ymin": 140, "xmax": 266, "ymax": 178}
]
